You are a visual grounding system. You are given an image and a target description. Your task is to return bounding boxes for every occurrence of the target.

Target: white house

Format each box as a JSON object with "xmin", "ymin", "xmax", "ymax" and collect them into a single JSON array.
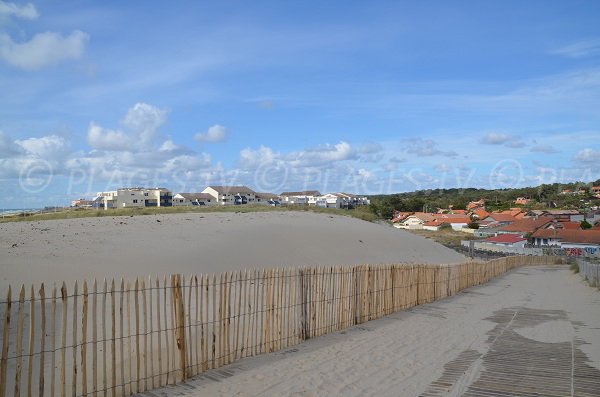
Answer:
[
  {"xmin": 96, "ymin": 187, "xmax": 173, "ymax": 209},
  {"xmin": 172, "ymin": 193, "xmax": 215, "ymax": 206},
  {"xmin": 331, "ymin": 192, "xmax": 370, "ymax": 207},
  {"xmin": 318, "ymin": 193, "xmax": 345, "ymax": 208},
  {"xmin": 202, "ymin": 186, "xmax": 257, "ymax": 205},
  {"xmin": 394, "ymin": 213, "xmax": 437, "ymax": 229},
  {"xmin": 280, "ymin": 190, "xmax": 321, "ymax": 205}
]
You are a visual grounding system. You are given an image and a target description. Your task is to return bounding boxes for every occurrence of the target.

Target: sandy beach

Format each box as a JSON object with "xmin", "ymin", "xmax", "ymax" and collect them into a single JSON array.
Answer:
[
  {"xmin": 0, "ymin": 211, "xmax": 465, "ymax": 294},
  {"xmin": 142, "ymin": 265, "xmax": 600, "ymax": 397}
]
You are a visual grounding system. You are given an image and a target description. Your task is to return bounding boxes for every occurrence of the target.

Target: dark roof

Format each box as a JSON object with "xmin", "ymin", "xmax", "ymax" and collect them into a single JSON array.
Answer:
[
  {"xmin": 256, "ymin": 192, "xmax": 279, "ymax": 200},
  {"xmin": 280, "ymin": 190, "xmax": 321, "ymax": 196},
  {"xmin": 177, "ymin": 193, "xmax": 214, "ymax": 200},
  {"xmin": 207, "ymin": 186, "xmax": 256, "ymax": 194}
]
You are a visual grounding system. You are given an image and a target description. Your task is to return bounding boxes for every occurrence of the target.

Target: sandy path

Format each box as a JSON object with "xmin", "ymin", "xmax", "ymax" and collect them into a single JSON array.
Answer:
[
  {"xmin": 0, "ymin": 212, "xmax": 465, "ymax": 294},
  {"xmin": 141, "ymin": 266, "xmax": 600, "ymax": 396}
]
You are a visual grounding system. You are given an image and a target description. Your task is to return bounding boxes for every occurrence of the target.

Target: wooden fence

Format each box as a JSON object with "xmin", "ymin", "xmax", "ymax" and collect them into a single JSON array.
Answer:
[{"xmin": 0, "ymin": 256, "xmax": 566, "ymax": 397}]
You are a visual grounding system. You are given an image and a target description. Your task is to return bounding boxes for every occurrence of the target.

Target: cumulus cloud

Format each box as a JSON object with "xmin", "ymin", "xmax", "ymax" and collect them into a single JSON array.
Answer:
[
  {"xmin": 194, "ymin": 124, "xmax": 227, "ymax": 143},
  {"xmin": 289, "ymin": 141, "xmax": 355, "ymax": 167},
  {"xmin": 573, "ymin": 148, "xmax": 600, "ymax": 163},
  {"xmin": 87, "ymin": 103, "xmax": 167, "ymax": 151},
  {"xmin": 405, "ymin": 138, "xmax": 458, "ymax": 157},
  {"xmin": 15, "ymin": 134, "xmax": 70, "ymax": 160},
  {"xmin": 87, "ymin": 123, "xmax": 133, "ymax": 151},
  {"xmin": 480, "ymin": 132, "xmax": 510, "ymax": 145},
  {"xmin": 122, "ymin": 102, "xmax": 167, "ymax": 149},
  {"xmin": 480, "ymin": 132, "xmax": 525, "ymax": 148},
  {"xmin": 0, "ymin": 30, "xmax": 89, "ymax": 70},
  {"xmin": 0, "ymin": 1, "xmax": 38, "ymax": 19}
]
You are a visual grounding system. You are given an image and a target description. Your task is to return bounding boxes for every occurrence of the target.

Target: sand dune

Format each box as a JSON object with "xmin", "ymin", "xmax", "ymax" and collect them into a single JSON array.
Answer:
[{"xmin": 0, "ymin": 211, "xmax": 465, "ymax": 294}]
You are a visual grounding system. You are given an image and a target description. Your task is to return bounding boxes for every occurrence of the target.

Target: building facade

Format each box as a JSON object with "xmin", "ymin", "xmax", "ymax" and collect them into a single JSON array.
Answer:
[{"xmin": 96, "ymin": 187, "xmax": 172, "ymax": 209}]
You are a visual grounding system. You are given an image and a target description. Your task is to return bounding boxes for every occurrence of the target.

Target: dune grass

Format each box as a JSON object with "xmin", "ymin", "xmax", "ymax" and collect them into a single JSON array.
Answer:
[{"xmin": 0, "ymin": 204, "xmax": 379, "ymax": 223}]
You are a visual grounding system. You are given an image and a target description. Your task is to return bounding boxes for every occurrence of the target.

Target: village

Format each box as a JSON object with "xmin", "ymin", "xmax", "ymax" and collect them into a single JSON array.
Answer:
[
  {"xmin": 392, "ymin": 196, "xmax": 600, "ymax": 257},
  {"xmin": 70, "ymin": 186, "xmax": 370, "ymax": 210}
]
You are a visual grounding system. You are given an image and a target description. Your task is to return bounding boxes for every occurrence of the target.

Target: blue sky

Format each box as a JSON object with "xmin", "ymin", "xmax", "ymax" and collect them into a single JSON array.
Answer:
[{"xmin": 1, "ymin": 1, "xmax": 599, "ymax": 207}]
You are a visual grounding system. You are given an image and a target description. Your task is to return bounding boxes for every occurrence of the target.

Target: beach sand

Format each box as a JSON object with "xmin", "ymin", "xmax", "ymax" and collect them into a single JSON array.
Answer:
[{"xmin": 0, "ymin": 211, "xmax": 465, "ymax": 293}]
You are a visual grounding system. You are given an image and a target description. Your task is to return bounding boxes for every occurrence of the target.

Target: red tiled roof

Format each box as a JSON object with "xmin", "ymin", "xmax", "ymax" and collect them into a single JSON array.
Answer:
[
  {"xmin": 473, "ymin": 209, "xmax": 490, "ymax": 219},
  {"xmin": 531, "ymin": 229, "xmax": 600, "ymax": 244},
  {"xmin": 391, "ymin": 212, "xmax": 413, "ymax": 223},
  {"xmin": 499, "ymin": 216, "xmax": 554, "ymax": 233},
  {"xmin": 483, "ymin": 234, "xmax": 527, "ymax": 244},
  {"xmin": 485, "ymin": 213, "xmax": 518, "ymax": 222},
  {"xmin": 423, "ymin": 220, "xmax": 449, "ymax": 226},
  {"xmin": 437, "ymin": 215, "xmax": 471, "ymax": 223},
  {"xmin": 555, "ymin": 221, "xmax": 581, "ymax": 230}
]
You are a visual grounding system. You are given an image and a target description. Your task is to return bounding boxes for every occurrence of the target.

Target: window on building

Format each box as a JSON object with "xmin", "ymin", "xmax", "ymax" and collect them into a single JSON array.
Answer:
[{"xmin": 133, "ymin": 199, "xmax": 138, "ymax": 203}]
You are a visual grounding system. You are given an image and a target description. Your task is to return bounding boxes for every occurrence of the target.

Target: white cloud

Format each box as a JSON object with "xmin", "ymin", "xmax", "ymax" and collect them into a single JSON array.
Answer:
[
  {"xmin": 239, "ymin": 145, "xmax": 277, "ymax": 169},
  {"xmin": 405, "ymin": 138, "xmax": 458, "ymax": 157},
  {"xmin": 0, "ymin": 1, "xmax": 38, "ymax": 19},
  {"xmin": 87, "ymin": 123, "xmax": 133, "ymax": 151},
  {"xmin": 87, "ymin": 103, "xmax": 167, "ymax": 152},
  {"xmin": 288, "ymin": 141, "xmax": 355, "ymax": 167},
  {"xmin": 194, "ymin": 124, "xmax": 227, "ymax": 143},
  {"xmin": 552, "ymin": 38, "xmax": 600, "ymax": 58},
  {"xmin": 15, "ymin": 135, "xmax": 69, "ymax": 160},
  {"xmin": 573, "ymin": 148, "xmax": 600, "ymax": 163},
  {"xmin": 122, "ymin": 103, "xmax": 167, "ymax": 149},
  {"xmin": 0, "ymin": 30, "xmax": 89, "ymax": 70},
  {"xmin": 480, "ymin": 132, "xmax": 525, "ymax": 148},
  {"xmin": 480, "ymin": 132, "xmax": 510, "ymax": 145}
]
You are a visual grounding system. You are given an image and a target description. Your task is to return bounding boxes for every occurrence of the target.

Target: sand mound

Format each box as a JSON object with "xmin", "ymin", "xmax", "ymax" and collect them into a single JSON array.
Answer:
[{"xmin": 0, "ymin": 211, "xmax": 465, "ymax": 292}]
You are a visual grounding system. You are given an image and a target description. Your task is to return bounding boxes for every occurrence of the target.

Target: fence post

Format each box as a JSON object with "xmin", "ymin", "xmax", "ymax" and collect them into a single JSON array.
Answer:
[
  {"xmin": 171, "ymin": 275, "xmax": 186, "ymax": 381},
  {"xmin": 299, "ymin": 269, "xmax": 307, "ymax": 341}
]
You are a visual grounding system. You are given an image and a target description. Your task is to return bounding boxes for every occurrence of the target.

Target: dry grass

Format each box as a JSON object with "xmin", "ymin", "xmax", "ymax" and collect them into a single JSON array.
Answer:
[{"xmin": 407, "ymin": 228, "xmax": 477, "ymax": 251}]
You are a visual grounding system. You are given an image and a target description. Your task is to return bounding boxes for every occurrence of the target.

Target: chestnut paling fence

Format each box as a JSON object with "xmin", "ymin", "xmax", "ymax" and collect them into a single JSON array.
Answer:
[{"xmin": 0, "ymin": 256, "xmax": 566, "ymax": 397}]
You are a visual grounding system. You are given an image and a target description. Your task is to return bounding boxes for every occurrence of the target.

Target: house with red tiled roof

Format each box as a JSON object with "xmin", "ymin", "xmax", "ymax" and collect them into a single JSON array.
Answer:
[
  {"xmin": 497, "ymin": 216, "xmax": 555, "ymax": 236},
  {"xmin": 471, "ymin": 208, "xmax": 490, "ymax": 220},
  {"xmin": 482, "ymin": 234, "xmax": 528, "ymax": 248},
  {"xmin": 514, "ymin": 197, "xmax": 531, "ymax": 205},
  {"xmin": 482, "ymin": 213, "xmax": 518, "ymax": 225},
  {"xmin": 531, "ymin": 229, "xmax": 600, "ymax": 249},
  {"xmin": 422, "ymin": 220, "xmax": 450, "ymax": 231},
  {"xmin": 467, "ymin": 199, "xmax": 485, "ymax": 211},
  {"xmin": 391, "ymin": 211, "xmax": 413, "ymax": 224},
  {"xmin": 546, "ymin": 221, "xmax": 581, "ymax": 230},
  {"xmin": 436, "ymin": 215, "xmax": 472, "ymax": 230},
  {"xmin": 393, "ymin": 212, "xmax": 437, "ymax": 229}
]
